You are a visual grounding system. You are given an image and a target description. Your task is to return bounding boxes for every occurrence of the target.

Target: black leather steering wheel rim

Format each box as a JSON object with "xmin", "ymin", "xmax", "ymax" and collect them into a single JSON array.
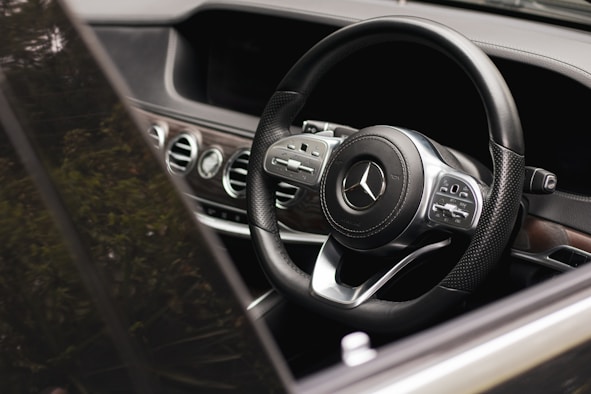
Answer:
[{"xmin": 247, "ymin": 16, "xmax": 524, "ymax": 333}]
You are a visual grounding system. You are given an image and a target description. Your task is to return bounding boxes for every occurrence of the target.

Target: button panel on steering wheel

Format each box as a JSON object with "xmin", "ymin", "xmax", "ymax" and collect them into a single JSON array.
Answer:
[
  {"xmin": 264, "ymin": 134, "xmax": 341, "ymax": 187},
  {"xmin": 429, "ymin": 176, "xmax": 477, "ymax": 230}
]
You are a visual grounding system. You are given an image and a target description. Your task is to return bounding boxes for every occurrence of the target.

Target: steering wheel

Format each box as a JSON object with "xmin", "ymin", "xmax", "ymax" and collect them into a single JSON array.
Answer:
[{"xmin": 247, "ymin": 16, "xmax": 524, "ymax": 334}]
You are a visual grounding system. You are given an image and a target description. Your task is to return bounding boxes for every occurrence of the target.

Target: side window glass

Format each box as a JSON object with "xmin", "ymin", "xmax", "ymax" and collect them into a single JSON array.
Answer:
[
  {"xmin": 0, "ymin": 120, "xmax": 131, "ymax": 393},
  {"xmin": 0, "ymin": 0, "xmax": 287, "ymax": 392}
]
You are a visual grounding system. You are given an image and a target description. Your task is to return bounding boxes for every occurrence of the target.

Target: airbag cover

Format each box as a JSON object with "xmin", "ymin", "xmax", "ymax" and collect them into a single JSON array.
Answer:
[{"xmin": 320, "ymin": 126, "xmax": 424, "ymax": 250}]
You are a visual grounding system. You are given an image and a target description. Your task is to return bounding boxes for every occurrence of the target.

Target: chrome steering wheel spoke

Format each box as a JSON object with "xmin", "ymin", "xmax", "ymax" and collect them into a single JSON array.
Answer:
[{"xmin": 310, "ymin": 235, "xmax": 452, "ymax": 308}]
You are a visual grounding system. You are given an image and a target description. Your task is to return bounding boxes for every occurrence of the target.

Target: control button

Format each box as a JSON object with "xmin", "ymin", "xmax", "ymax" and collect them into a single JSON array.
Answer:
[
  {"xmin": 453, "ymin": 209, "xmax": 468, "ymax": 218},
  {"xmin": 459, "ymin": 192, "xmax": 469, "ymax": 199},
  {"xmin": 524, "ymin": 166, "xmax": 558, "ymax": 194},
  {"xmin": 544, "ymin": 175, "xmax": 557, "ymax": 192},
  {"xmin": 264, "ymin": 135, "xmax": 337, "ymax": 187},
  {"xmin": 341, "ymin": 331, "xmax": 376, "ymax": 367},
  {"xmin": 273, "ymin": 157, "xmax": 315, "ymax": 174},
  {"xmin": 287, "ymin": 159, "xmax": 302, "ymax": 172},
  {"xmin": 433, "ymin": 203, "xmax": 469, "ymax": 219},
  {"xmin": 299, "ymin": 165, "xmax": 314, "ymax": 174},
  {"xmin": 440, "ymin": 186, "xmax": 448, "ymax": 193},
  {"xmin": 202, "ymin": 203, "xmax": 248, "ymax": 224},
  {"xmin": 198, "ymin": 149, "xmax": 223, "ymax": 179}
]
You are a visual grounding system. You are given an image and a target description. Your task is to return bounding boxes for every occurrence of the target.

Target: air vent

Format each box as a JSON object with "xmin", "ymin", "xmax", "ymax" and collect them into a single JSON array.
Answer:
[
  {"xmin": 223, "ymin": 149, "xmax": 302, "ymax": 207},
  {"xmin": 275, "ymin": 181, "xmax": 302, "ymax": 209},
  {"xmin": 165, "ymin": 133, "xmax": 198, "ymax": 175},
  {"xmin": 147, "ymin": 123, "xmax": 167, "ymax": 149},
  {"xmin": 223, "ymin": 149, "xmax": 250, "ymax": 198}
]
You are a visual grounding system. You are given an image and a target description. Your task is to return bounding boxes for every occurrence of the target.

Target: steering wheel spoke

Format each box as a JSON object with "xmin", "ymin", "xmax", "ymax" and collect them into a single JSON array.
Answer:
[
  {"xmin": 311, "ymin": 235, "xmax": 452, "ymax": 308},
  {"xmin": 263, "ymin": 133, "xmax": 343, "ymax": 189}
]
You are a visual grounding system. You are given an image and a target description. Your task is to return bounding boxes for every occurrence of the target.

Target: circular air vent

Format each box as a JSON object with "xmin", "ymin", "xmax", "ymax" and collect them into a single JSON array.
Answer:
[
  {"xmin": 165, "ymin": 133, "xmax": 198, "ymax": 175},
  {"xmin": 223, "ymin": 149, "xmax": 302, "ymax": 207},
  {"xmin": 223, "ymin": 149, "xmax": 250, "ymax": 198},
  {"xmin": 147, "ymin": 123, "xmax": 167, "ymax": 149},
  {"xmin": 275, "ymin": 181, "xmax": 303, "ymax": 209}
]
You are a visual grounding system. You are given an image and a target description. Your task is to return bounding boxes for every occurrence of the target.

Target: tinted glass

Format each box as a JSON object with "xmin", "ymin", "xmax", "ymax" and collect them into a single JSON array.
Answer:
[{"xmin": 0, "ymin": 0, "xmax": 287, "ymax": 392}]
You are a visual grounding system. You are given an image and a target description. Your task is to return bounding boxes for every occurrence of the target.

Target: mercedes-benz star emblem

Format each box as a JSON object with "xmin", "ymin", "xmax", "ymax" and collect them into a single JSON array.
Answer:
[{"xmin": 342, "ymin": 161, "xmax": 386, "ymax": 210}]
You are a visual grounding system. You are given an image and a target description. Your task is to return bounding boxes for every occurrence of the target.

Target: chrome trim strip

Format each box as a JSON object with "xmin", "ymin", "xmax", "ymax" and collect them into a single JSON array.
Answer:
[
  {"xmin": 196, "ymin": 212, "xmax": 327, "ymax": 244},
  {"xmin": 353, "ymin": 288, "xmax": 591, "ymax": 394},
  {"xmin": 247, "ymin": 289, "xmax": 275, "ymax": 311},
  {"xmin": 511, "ymin": 245, "xmax": 591, "ymax": 272}
]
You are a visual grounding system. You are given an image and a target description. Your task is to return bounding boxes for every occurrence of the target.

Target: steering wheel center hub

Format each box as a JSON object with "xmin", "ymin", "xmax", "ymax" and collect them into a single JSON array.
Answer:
[
  {"xmin": 342, "ymin": 160, "xmax": 386, "ymax": 210},
  {"xmin": 320, "ymin": 127, "xmax": 424, "ymax": 250}
]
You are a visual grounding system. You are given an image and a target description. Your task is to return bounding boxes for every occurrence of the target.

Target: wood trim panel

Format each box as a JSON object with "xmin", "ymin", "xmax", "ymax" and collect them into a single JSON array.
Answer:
[
  {"xmin": 133, "ymin": 108, "xmax": 329, "ymax": 234},
  {"xmin": 513, "ymin": 216, "xmax": 591, "ymax": 255},
  {"xmin": 134, "ymin": 108, "xmax": 591, "ymax": 255}
]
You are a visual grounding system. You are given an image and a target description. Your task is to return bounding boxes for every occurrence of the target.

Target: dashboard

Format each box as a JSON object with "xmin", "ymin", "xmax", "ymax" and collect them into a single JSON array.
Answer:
[{"xmin": 82, "ymin": 2, "xmax": 591, "ymax": 239}]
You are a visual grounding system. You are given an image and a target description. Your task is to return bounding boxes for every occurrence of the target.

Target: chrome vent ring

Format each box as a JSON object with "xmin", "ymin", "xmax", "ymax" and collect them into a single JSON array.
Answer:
[
  {"xmin": 147, "ymin": 123, "xmax": 167, "ymax": 149},
  {"xmin": 223, "ymin": 149, "xmax": 250, "ymax": 198},
  {"xmin": 166, "ymin": 133, "xmax": 198, "ymax": 175}
]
